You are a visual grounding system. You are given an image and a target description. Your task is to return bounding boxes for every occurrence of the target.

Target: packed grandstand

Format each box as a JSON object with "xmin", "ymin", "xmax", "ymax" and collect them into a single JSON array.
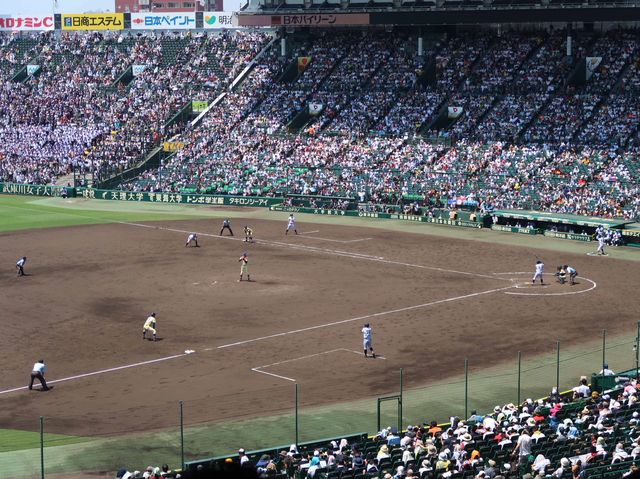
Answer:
[{"xmin": 1, "ymin": 27, "xmax": 640, "ymax": 220}]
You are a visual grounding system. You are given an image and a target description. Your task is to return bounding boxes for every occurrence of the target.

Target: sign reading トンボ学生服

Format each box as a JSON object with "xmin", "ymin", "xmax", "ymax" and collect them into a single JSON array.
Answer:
[{"xmin": 62, "ymin": 13, "xmax": 124, "ymax": 30}]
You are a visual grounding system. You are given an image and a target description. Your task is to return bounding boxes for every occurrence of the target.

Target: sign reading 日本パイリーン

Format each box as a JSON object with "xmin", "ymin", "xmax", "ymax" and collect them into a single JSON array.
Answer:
[{"xmin": 131, "ymin": 13, "xmax": 196, "ymax": 29}]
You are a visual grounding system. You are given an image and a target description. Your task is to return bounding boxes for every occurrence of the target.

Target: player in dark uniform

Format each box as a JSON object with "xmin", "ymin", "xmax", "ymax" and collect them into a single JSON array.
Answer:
[{"xmin": 220, "ymin": 219, "xmax": 234, "ymax": 236}]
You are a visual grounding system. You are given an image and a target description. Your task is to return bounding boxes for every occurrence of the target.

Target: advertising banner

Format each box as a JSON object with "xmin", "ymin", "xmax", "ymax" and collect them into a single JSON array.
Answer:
[
  {"xmin": 239, "ymin": 14, "xmax": 370, "ymax": 27},
  {"xmin": 586, "ymin": 57, "xmax": 602, "ymax": 80},
  {"xmin": 192, "ymin": 101, "xmax": 208, "ymax": 112},
  {"xmin": 448, "ymin": 106, "xmax": 463, "ymax": 118},
  {"xmin": 131, "ymin": 13, "xmax": 195, "ymax": 29},
  {"xmin": 298, "ymin": 56, "xmax": 311, "ymax": 73},
  {"xmin": 0, "ymin": 15, "xmax": 54, "ymax": 31},
  {"xmin": 203, "ymin": 12, "xmax": 234, "ymax": 28},
  {"xmin": 26, "ymin": 65, "xmax": 40, "ymax": 76},
  {"xmin": 491, "ymin": 224, "xmax": 537, "ymax": 235},
  {"xmin": 164, "ymin": 142, "xmax": 186, "ymax": 151},
  {"xmin": 132, "ymin": 65, "xmax": 146, "ymax": 76},
  {"xmin": 309, "ymin": 102, "xmax": 323, "ymax": 115},
  {"xmin": 62, "ymin": 13, "xmax": 124, "ymax": 30},
  {"xmin": 543, "ymin": 230, "xmax": 592, "ymax": 241}
]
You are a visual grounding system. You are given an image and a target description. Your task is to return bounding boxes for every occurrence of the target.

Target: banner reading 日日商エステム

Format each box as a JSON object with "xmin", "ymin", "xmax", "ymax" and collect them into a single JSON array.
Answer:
[{"xmin": 62, "ymin": 13, "xmax": 124, "ymax": 30}]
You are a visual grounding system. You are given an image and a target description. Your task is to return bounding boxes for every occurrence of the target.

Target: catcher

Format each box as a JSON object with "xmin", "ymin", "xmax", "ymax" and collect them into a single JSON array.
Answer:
[
  {"xmin": 244, "ymin": 225, "xmax": 253, "ymax": 243},
  {"xmin": 556, "ymin": 265, "xmax": 567, "ymax": 284}
]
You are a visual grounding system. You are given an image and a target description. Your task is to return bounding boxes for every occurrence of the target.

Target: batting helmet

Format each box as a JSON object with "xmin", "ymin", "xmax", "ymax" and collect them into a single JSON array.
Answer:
[
  {"xmin": 151, "ymin": 312, "xmax": 156, "ymax": 316},
  {"xmin": 365, "ymin": 322, "xmax": 369, "ymax": 327}
]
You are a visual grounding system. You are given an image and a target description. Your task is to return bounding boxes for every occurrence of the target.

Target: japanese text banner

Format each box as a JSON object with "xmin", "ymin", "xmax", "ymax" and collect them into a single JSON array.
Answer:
[
  {"xmin": 0, "ymin": 15, "xmax": 54, "ymax": 31},
  {"xmin": 62, "ymin": 13, "xmax": 124, "ymax": 30},
  {"xmin": 203, "ymin": 12, "xmax": 235, "ymax": 29},
  {"xmin": 131, "ymin": 13, "xmax": 196, "ymax": 29},
  {"xmin": 238, "ymin": 13, "xmax": 369, "ymax": 26}
]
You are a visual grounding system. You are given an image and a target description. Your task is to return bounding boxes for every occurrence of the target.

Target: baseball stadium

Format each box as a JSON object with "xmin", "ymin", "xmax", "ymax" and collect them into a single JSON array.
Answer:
[{"xmin": 3, "ymin": 2, "xmax": 640, "ymax": 479}]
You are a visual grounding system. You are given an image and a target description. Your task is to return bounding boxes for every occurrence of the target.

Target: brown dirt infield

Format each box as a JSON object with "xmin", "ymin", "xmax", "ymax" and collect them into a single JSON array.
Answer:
[{"xmin": 0, "ymin": 217, "xmax": 637, "ymax": 437}]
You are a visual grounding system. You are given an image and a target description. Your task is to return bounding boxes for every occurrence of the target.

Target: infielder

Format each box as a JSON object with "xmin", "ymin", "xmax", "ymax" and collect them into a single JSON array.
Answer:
[
  {"xmin": 186, "ymin": 233, "xmax": 199, "ymax": 247},
  {"xmin": 239, "ymin": 252, "xmax": 250, "ymax": 282},
  {"xmin": 565, "ymin": 265, "xmax": 578, "ymax": 285},
  {"xmin": 244, "ymin": 225, "xmax": 253, "ymax": 243},
  {"xmin": 220, "ymin": 219, "xmax": 234, "ymax": 236},
  {"xmin": 362, "ymin": 322, "xmax": 376, "ymax": 358},
  {"xmin": 16, "ymin": 256, "xmax": 26, "ymax": 277},
  {"xmin": 532, "ymin": 260, "xmax": 545, "ymax": 285},
  {"xmin": 285, "ymin": 214, "xmax": 298, "ymax": 235},
  {"xmin": 142, "ymin": 312, "xmax": 157, "ymax": 341},
  {"xmin": 597, "ymin": 235, "xmax": 606, "ymax": 255}
]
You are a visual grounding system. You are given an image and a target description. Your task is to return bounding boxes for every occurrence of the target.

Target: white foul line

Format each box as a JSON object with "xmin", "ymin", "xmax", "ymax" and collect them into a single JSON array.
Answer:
[
  {"xmin": 296, "ymin": 235, "xmax": 373, "ymax": 244},
  {"xmin": 0, "ymin": 353, "xmax": 187, "ymax": 395},
  {"xmin": 206, "ymin": 285, "xmax": 516, "ymax": 351},
  {"xmin": 251, "ymin": 348, "xmax": 387, "ymax": 382},
  {"xmin": 299, "ymin": 230, "xmax": 320, "ymax": 235}
]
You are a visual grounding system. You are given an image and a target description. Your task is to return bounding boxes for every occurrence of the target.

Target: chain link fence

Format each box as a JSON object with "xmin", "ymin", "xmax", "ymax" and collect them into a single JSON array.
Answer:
[{"xmin": 3, "ymin": 325, "xmax": 639, "ymax": 477}]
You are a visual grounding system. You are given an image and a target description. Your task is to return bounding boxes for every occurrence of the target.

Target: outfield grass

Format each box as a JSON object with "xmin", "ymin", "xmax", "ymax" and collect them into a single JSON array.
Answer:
[{"xmin": 0, "ymin": 428, "xmax": 94, "ymax": 453}]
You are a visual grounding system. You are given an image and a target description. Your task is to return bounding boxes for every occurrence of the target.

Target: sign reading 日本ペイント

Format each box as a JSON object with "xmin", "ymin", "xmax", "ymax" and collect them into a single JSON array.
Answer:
[{"xmin": 131, "ymin": 13, "xmax": 195, "ymax": 29}]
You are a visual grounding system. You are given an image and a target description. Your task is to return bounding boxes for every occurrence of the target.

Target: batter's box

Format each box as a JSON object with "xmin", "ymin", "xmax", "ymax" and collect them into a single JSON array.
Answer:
[{"xmin": 252, "ymin": 348, "xmax": 386, "ymax": 382}]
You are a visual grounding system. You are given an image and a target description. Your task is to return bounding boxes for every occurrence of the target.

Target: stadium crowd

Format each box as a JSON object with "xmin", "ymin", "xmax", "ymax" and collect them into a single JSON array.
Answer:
[
  {"xmin": 114, "ymin": 366, "xmax": 640, "ymax": 479},
  {"xmin": 3, "ymin": 27, "xmax": 640, "ymax": 220}
]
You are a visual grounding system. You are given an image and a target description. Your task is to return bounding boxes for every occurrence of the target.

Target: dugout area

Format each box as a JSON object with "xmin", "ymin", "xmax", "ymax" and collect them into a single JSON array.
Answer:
[{"xmin": 0, "ymin": 215, "xmax": 637, "ymax": 441}]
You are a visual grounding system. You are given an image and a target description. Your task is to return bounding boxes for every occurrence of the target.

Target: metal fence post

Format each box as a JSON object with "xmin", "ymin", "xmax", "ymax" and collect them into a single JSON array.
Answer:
[
  {"xmin": 556, "ymin": 342, "xmax": 560, "ymax": 393},
  {"xmin": 295, "ymin": 383, "xmax": 298, "ymax": 447},
  {"xmin": 40, "ymin": 416, "xmax": 44, "ymax": 479},
  {"xmin": 602, "ymin": 329, "xmax": 606, "ymax": 374},
  {"xmin": 636, "ymin": 321, "xmax": 640, "ymax": 379},
  {"xmin": 517, "ymin": 351, "xmax": 521, "ymax": 405},
  {"xmin": 399, "ymin": 368, "xmax": 403, "ymax": 433},
  {"xmin": 180, "ymin": 400, "xmax": 184, "ymax": 470},
  {"xmin": 465, "ymin": 359, "xmax": 468, "ymax": 420}
]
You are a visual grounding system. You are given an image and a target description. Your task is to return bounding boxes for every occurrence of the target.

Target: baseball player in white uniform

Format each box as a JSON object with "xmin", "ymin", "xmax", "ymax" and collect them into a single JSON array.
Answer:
[
  {"xmin": 185, "ymin": 233, "xmax": 199, "ymax": 247},
  {"xmin": 597, "ymin": 235, "xmax": 606, "ymax": 255},
  {"xmin": 532, "ymin": 260, "xmax": 545, "ymax": 285},
  {"xmin": 285, "ymin": 214, "xmax": 298, "ymax": 235},
  {"xmin": 362, "ymin": 322, "xmax": 376, "ymax": 358}
]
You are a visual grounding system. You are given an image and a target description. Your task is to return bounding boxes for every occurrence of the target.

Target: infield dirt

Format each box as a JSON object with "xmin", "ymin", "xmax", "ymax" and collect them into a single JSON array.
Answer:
[{"xmin": 0, "ymin": 217, "xmax": 636, "ymax": 437}]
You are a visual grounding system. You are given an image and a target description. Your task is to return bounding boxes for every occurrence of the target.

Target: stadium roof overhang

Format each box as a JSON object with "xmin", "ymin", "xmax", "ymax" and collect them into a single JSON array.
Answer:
[
  {"xmin": 491, "ymin": 209, "xmax": 633, "ymax": 229},
  {"xmin": 238, "ymin": 6, "xmax": 640, "ymax": 26}
]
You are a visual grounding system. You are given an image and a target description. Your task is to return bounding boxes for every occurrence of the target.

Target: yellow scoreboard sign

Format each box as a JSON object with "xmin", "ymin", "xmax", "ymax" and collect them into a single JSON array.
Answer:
[{"xmin": 62, "ymin": 14, "xmax": 124, "ymax": 30}]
